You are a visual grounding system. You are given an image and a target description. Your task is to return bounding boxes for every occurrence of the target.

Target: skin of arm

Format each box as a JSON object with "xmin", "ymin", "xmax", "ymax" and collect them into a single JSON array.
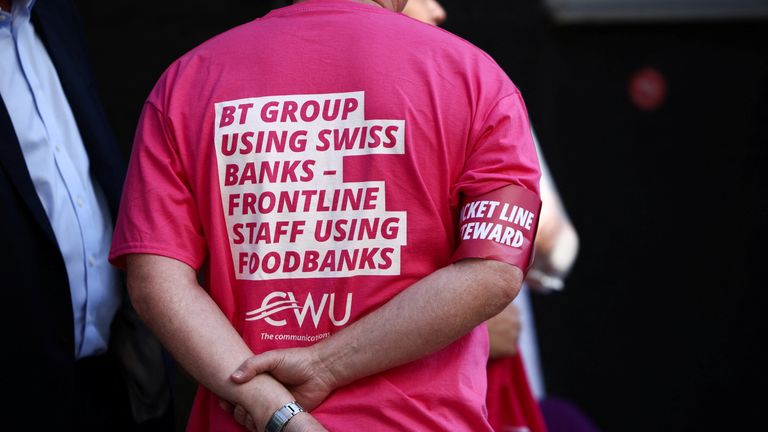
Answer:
[
  {"xmin": 126, "ymin": 254, "xmax": 327, "ymax": 432},
  {"xmin": 230, "ymin": 258, "xmax": 523, "ymax": 410}
]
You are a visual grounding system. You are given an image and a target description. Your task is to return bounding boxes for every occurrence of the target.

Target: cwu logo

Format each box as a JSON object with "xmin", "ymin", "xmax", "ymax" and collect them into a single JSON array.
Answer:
[{"xmin": 246, "ymin": 291, "xmax": 353, "ymax": 328}]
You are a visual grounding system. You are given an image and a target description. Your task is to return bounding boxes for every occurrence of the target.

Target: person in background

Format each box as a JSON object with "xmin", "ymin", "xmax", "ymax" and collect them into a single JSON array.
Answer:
[
  {"xmin": 401, "ymin": 2, "xmax": 580, "ymax": 431},
  {"xmin": 402, "ymin": 0, "xmax": 446, "ymax": 24},
  {"xmin": 485, "ymin": 134, "xmax": 580, "ymax": 432},
  {"xmin": 0, "ymin": 0, "xmax": 174, "ymax": 430},
  {"xmin": 109, "ymin": 0, "xmax": 543, "ymax": 430},
  {"xmin": 510, "ymin": 133, "xmax": 580, "ymax": 400}
]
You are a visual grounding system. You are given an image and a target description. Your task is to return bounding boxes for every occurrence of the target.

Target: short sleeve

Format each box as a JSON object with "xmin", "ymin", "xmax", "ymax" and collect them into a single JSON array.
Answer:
[
  {"xmin": 451, "ymin": 91, "xmax": 542, "ymax": 271},
  {"xmin": 109, "ymin": 101, "xmax": 207, "ymax": 270},
  {"xmin": 453, "ymin": 91, "xmax": 540, "ymax": 199}
]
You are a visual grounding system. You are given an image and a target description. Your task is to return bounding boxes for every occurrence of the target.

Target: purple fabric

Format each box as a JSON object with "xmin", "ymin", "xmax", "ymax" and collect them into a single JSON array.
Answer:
[{"xmin": 539, "ymin": 397, "xmax": 601, "ymax": 432}]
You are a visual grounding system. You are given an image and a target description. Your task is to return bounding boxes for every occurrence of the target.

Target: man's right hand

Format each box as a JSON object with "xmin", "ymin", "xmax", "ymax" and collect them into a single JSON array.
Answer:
[{"xmin": 487, "ymin": 302, "xmax": 522, "ymax": 359}]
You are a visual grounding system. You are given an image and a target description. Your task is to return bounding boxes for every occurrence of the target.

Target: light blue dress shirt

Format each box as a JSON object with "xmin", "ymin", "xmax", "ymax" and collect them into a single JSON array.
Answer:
[{"xmin": 1, "ymin": 0, "xmax": 121, "ymax": 359}]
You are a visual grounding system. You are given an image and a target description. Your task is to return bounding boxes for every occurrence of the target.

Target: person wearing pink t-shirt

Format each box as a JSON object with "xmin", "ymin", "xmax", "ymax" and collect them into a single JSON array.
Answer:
[{"xmin": 109, "ymin": 0, "xmax": 542, "ymax": 431}]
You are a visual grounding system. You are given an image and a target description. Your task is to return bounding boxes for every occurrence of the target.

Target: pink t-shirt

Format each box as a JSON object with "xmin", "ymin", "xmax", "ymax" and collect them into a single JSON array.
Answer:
[{"xmin": 110, "ymin": 1, "xmax": 541, "ymax": 430}]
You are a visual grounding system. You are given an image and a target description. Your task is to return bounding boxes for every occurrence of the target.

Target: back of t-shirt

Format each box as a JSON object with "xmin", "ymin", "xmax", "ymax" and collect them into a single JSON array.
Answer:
[{"xmin": 111, "ymin": 0, "xmax": 540, "ymax": 430}]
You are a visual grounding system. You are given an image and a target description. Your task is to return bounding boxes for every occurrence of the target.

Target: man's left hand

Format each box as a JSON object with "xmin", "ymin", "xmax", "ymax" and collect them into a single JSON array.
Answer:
[{"xmin": 228, "ymin": 347, "xmax": 337, "ymax": 411}]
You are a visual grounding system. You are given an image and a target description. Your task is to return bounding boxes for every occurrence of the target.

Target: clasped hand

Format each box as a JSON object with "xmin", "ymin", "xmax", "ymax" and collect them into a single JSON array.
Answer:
[{"xmin": 219, "ymin": 346, "xmax": 337, "ymax": 431}]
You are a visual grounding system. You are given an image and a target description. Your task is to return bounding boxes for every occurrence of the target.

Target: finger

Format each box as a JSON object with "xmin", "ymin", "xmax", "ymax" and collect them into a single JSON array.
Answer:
[
  {"xmin": 245, "ymin": 414, "xmax": 257, "ymax": 432},
  {"xmin": 231, "ymin": 351, "xmax": 281, "ymax": 383},
  {"xmin": 218, "ymin": 398, "xmax": 234, "ymax": 413},
  {"xmin": 233, "ymin": 404, "xmax": 248, "ymax": 426}
]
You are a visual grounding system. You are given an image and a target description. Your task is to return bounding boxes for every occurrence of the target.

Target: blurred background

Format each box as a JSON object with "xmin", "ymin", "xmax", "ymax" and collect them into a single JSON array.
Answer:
[{"xmin": 73, "ymin": 0, "xmax": 767, "ymax": 430}]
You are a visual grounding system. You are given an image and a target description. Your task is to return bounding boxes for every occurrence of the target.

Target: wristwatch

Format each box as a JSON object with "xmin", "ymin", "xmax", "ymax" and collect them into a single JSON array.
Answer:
[{"xmin": 265, "ymin": 401, "xmax": 304, "ymax": 432}]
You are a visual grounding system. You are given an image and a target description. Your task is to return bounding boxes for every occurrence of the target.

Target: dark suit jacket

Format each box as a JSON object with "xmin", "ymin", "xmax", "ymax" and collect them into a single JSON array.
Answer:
[{"xmin": 0, "ymin": 0, "xmax": 170, "ymax": 429}]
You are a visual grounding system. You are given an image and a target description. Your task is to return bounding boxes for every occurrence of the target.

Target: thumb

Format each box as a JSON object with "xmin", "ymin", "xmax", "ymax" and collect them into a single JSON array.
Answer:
[{"xmin": 231, "ymin": 351, "xmax": 281, "ymax": 383}]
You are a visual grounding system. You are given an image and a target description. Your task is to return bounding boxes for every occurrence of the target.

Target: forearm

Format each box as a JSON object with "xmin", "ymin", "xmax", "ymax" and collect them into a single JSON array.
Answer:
[
  {"xmin": 316, "ymin": 258, "xmax": 522, "ymax": 387},
  {"xmin": 126, "ymin": 254, "xmax": 304, "ymax": 424}
]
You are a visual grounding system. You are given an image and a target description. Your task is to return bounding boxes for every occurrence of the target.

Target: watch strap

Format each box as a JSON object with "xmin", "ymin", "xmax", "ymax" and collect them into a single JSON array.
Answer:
[{"xmin": 265, "ymin": 401, "xmax": 304, "ymax": 432}]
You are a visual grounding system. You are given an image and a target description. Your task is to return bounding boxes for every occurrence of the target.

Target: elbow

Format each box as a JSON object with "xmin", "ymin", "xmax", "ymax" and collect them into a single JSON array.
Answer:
[
  {"xmin": 126, "ymin": 269, "xmax": 151, "ymax": 320},
  {"xmin": 549, "ymin": 222, "xmax": 580, "ymax": 276},
  {"xmin": 124, "ymin": 255, "xmax": 157, "ymax": 321},
  {"xmin": 472, "ymin": 259, "xmax": 524, "ymax": 310},
  {"xmin": 497, "ymin": 263, "xmax": 524, "ymax": 305}
]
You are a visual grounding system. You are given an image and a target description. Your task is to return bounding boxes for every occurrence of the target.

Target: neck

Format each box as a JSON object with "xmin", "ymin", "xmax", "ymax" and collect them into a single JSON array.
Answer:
[
  {"xmin": 293, "ymin": 0, "xmax": 404, "ymax": 12},
  {"xmin": 0, "ymin": 0, "xmax": 12, "ymax": 13}
]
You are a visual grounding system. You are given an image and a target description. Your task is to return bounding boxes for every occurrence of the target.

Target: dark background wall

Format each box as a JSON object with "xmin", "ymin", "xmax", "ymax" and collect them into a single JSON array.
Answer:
[{"xmin": 73, "ymin": 1, "xmax": 767, "ymax": 430}]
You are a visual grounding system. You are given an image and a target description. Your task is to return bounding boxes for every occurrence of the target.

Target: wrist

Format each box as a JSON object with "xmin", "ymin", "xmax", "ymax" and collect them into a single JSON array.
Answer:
[
  {"xmin": 265, "ymin": 401, "xmax": 304, "ymax": 432},
  {"xmin": 238, "ymin": 375, "xmax": 296, "ymax": 425},
  {"xmin": 283, "ymin": 412, "xmax": 322, "ymax": 432},
  {"xmin": 308, "ymin": 343, "xmax": 342, "ymax": 392}
]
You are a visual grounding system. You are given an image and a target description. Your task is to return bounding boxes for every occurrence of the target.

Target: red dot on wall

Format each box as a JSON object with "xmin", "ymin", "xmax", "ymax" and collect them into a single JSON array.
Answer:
[{"xmin": 628, "ymin": 67, "xmax": 668, "ymax": 111}]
